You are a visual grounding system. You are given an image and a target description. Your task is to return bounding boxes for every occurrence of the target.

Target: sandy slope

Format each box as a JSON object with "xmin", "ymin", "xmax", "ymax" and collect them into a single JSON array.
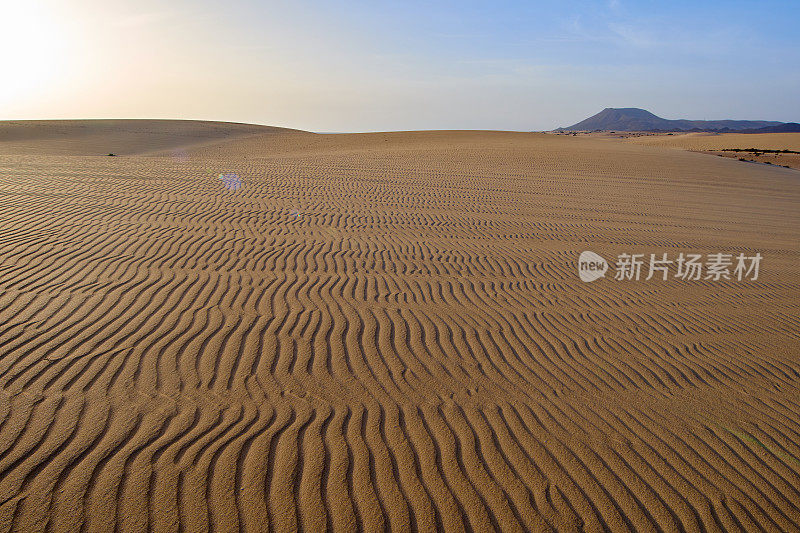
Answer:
[
  {"xmin": 624, "ymin": 132, "xmax": 800, "ymax": 170},
  {"xmin": 0, "ymin": 119, "xmax": 306, "ymax": 156},
  {"xmin": 625, "ymin": 132, "xmax": 800, "ymax": 151},
  {"xmin": 0, "ymin": 123, "xmax": 798, "ymax": 531}
]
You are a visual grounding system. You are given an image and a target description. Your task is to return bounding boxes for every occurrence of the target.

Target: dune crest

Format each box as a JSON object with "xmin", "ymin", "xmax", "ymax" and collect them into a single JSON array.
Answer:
[{"xmin": 0, "ymin": 119, "xmax": 308, "ymax": 156}]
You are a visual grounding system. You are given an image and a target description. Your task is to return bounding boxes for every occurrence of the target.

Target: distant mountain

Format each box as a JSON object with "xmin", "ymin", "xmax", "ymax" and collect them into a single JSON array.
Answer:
[
  {"xmin": 557, "ymin": 108, "xmax": 785, "ymax": 132},
  {"xmin": 738, "ymin": 122, "xmax": 800, "ymax": 134}
]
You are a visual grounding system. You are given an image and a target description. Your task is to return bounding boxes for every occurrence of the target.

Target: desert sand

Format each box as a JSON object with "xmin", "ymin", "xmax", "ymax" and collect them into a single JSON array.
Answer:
[
  {"xmin": 625, "ymin": 132, "xmax": 800, "ymax": 170},
  {"xmin": 0, "ymin": 121, "xmax": 798, "ymax": 531}
]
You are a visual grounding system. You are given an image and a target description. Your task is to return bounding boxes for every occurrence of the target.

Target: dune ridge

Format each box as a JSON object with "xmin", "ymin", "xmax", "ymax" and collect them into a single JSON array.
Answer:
[
  {"xmin": 0, "ymin": 119, "xmax": 308, "ymax": 156},
  {"xmin": 0, "ymin": 124, "xmax": 798, "ymax": 531}
]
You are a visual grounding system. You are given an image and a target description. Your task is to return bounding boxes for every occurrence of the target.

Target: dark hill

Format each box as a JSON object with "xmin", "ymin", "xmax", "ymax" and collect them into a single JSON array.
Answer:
[
  {"xmin": 738, "ymin": 122, "xmax": 800, "ymax": 134},
  {"xmin": 558, "ymin": 108, "xmax": 784, "ymax": 132}
]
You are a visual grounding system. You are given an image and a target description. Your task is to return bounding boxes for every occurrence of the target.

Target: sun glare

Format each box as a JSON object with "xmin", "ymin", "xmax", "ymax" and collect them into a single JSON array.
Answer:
[{"xmin": 0, "ymin": 2, "xmax": 69, "ymax": 109}]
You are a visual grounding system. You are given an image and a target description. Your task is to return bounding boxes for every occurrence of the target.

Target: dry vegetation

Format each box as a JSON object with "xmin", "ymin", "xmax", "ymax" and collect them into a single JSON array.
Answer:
[{"xmin": 0, "ymin": 122, "xmax": 798, "ymax": 531}]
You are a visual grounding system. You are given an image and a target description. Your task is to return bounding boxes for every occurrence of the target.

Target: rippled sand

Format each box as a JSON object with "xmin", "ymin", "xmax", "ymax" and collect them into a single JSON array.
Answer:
[{"xmin": 0, "ymin": 121, "xmax": 798, "ymax": 531}]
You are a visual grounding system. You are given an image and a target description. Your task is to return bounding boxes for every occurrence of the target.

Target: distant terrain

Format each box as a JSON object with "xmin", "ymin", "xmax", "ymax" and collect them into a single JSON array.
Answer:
[
  {"xmin": 557, "ymin": 107, "xmax": 800, "ymax": 133},
  {"xmin": 627, "ymin": 131, "xmax": 800, "ymax": 170}
]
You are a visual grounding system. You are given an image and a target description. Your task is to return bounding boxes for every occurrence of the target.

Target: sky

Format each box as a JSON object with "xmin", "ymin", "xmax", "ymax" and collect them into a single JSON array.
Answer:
[{"xmin": 2, "ymin": 0, "xmax": 798, "ymax": 131}]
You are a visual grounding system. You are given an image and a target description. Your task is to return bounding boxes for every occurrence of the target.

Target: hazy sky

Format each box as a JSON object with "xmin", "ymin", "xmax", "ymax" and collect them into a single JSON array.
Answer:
[{"xmin": 3, "ymin": 0, "xmax": 798, "ymax": 131}]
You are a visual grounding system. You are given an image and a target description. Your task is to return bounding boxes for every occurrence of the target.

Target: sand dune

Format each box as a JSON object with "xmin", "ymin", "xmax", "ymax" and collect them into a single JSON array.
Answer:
[
  {"xmin": 0, "ymin": 119, "xmax": 307, "ymax": 156},
  {"xmin": 626, "ymin": 132, "xmax": 800, "ymax": 151},
  {"xmin": 0, "ymin": 122, "xmax": 798, "ymax": 531},
  {"xmin": 625, "ymin": 132, "xmax": 800, "ymax": 170}
]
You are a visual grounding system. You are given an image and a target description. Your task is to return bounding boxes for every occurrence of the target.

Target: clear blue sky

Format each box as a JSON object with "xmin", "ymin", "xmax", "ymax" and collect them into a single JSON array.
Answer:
[{"xmin": 3, "ymin": 0, "xmax": 798, "ymax": 131}]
